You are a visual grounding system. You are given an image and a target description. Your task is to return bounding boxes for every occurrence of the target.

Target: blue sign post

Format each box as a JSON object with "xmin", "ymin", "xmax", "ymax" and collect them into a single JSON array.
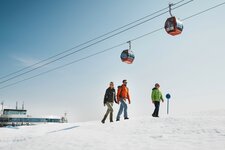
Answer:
[{"xmin": 166, "ymin": 94, "xmax": 171, "ymax": 115}]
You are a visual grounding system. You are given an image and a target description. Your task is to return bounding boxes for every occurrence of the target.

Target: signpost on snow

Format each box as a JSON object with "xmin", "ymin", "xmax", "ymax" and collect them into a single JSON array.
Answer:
[{"xmin": 166, "ymin": 94, "xmax": 171, "ymax": 115}]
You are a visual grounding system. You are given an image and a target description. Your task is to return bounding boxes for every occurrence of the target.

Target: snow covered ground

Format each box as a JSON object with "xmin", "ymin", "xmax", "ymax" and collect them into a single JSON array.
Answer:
[{"xmin": 1, "ymin": 109, "xmax": 225, "ymax": 150}]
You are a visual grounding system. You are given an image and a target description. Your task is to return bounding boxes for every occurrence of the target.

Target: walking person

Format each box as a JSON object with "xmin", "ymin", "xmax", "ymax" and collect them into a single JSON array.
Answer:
[
  {"xmin": 151, "ymin": 83, "xmax": 164, "ymax": 117},
  {"xmin": 116, "ymin": 79, "xmax": 131, "ymax": 121},
  {"xmin": 101, "ymin": 82, "xmax": 116, "ymax": 124}
]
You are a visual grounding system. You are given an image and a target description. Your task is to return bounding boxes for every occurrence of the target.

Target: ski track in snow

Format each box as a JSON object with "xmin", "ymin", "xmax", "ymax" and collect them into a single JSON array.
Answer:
[{"xmin": 0, "ymin": 110, "xmax": 225, "ymax": 150}]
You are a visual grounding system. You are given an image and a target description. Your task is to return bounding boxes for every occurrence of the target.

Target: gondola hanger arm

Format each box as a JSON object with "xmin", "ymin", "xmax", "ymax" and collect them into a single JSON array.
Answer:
[
  {"xmin": 169, "ymin": 3, "xmax": 174, "ymax": 17},
  {"xmin": 127, "ymin": 41, "xmax": 131, "ymax": 50}
]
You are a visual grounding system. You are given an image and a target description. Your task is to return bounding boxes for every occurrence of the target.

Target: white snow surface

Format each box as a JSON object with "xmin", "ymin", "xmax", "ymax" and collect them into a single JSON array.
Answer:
[{"xmin": 1, "ymin": 110, "xmax": 225, "ymax": 150}]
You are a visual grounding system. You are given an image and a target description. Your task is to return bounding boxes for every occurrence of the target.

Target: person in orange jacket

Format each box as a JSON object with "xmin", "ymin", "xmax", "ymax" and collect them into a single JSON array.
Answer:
[{"xmin": 116, "ymin": 79, "xmax": 131, "ymax": 121}]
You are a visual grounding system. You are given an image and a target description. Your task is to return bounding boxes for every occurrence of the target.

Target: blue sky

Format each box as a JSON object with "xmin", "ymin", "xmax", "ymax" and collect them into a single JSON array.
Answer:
[{"xmin": 0, "ymin": 0, "xmax": 225, "ymax": 122}]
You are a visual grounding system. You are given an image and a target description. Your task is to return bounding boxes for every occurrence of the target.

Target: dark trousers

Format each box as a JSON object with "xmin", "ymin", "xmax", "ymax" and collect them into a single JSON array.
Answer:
[
  {"xmin": 102, "ymin": 102, "xmax": 113, "ymax": 122},
  {"xmin": 152, "ymin": 101, "xmax": 160, "ymax": 117}
]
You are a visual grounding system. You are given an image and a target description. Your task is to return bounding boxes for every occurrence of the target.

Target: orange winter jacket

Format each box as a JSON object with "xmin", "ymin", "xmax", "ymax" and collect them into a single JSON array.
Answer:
[{"xmin": 117, "ymin": 85, "xmax": 130, "ymax": 103}]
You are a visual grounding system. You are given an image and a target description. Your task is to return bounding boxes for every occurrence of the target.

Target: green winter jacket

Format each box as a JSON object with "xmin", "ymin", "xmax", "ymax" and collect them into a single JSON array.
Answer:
[{"xmin": 151, "ymin": 88, "xmax": 163, "ymax": 102}]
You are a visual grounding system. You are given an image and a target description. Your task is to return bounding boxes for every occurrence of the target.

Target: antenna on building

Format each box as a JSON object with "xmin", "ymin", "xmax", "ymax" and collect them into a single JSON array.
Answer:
[
  {"xmin": 22, "ymin": 101, "xmax": 24, "ymax": 110},
  {"xmin": 1, "ymin": 101, "xmax": 4, "ymax": 111},
  {"xmin": 16, "ymin": 101, "xmax": 18, "ymax": 109}
]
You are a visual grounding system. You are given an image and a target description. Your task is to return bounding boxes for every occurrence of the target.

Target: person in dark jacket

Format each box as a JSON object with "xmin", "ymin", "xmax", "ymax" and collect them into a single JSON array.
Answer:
[{"xmin": 101, "ymin": 82, "xmax": 117, "ymax": 123}]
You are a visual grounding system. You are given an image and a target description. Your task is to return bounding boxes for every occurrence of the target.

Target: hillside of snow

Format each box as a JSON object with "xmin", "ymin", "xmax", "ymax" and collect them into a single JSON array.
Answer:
[{"xmin": 0, "ymin": 110, "xmax": 225, "ymax": 150}]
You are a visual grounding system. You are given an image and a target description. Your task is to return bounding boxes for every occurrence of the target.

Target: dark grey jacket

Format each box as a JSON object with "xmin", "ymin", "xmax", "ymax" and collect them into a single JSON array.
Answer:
[{"xmin": 104, "ymin": 88, "xmax": 116, "ymax": 104}]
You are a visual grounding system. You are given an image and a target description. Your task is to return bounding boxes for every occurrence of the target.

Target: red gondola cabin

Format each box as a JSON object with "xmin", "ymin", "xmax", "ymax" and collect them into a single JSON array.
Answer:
[
  {"xmin": 164, "ymin": 16, "xmax": 183, "ymax": 36},
  {"xmin": 120, "ymin": 49, "xmax": 135, "ymax": 64}
]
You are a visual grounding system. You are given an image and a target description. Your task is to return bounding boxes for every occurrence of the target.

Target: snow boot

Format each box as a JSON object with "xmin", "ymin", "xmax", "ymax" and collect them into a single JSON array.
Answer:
[{"xmin": 101, "ymin": 115, "xmax": 107, "ymax": 124}]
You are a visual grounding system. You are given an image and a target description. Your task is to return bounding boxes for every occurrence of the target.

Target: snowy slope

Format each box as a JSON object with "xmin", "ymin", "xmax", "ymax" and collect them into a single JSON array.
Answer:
[{"xmin": 0, "ymin": 110, "xmax": 225, "ymax": 150}]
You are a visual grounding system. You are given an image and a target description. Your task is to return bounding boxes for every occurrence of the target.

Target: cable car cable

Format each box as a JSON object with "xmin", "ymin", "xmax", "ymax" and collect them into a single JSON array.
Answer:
[
  {"xmin": 1, "ymin": 0, "xmax": 224, "ymax": 90},
  {"xmin": 0, "ymin": 0, "xmax": 193, "ymax": 82},
  {"xmin": 0, "ymin": 43, "xmax": 126, "ymax": 90},
  {"xmin": 0, "ymin": 0, "xmax": 193, "ymax": 85},
  {"xmin": 182, "ymin": 1, "xmax": 225, "ymax": 21}
]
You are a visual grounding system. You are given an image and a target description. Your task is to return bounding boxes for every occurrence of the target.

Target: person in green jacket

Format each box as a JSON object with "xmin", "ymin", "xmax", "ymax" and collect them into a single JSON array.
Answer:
[{"xmin": 151, "ymin": 83, "xmax": 164, "ymax": 117}]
